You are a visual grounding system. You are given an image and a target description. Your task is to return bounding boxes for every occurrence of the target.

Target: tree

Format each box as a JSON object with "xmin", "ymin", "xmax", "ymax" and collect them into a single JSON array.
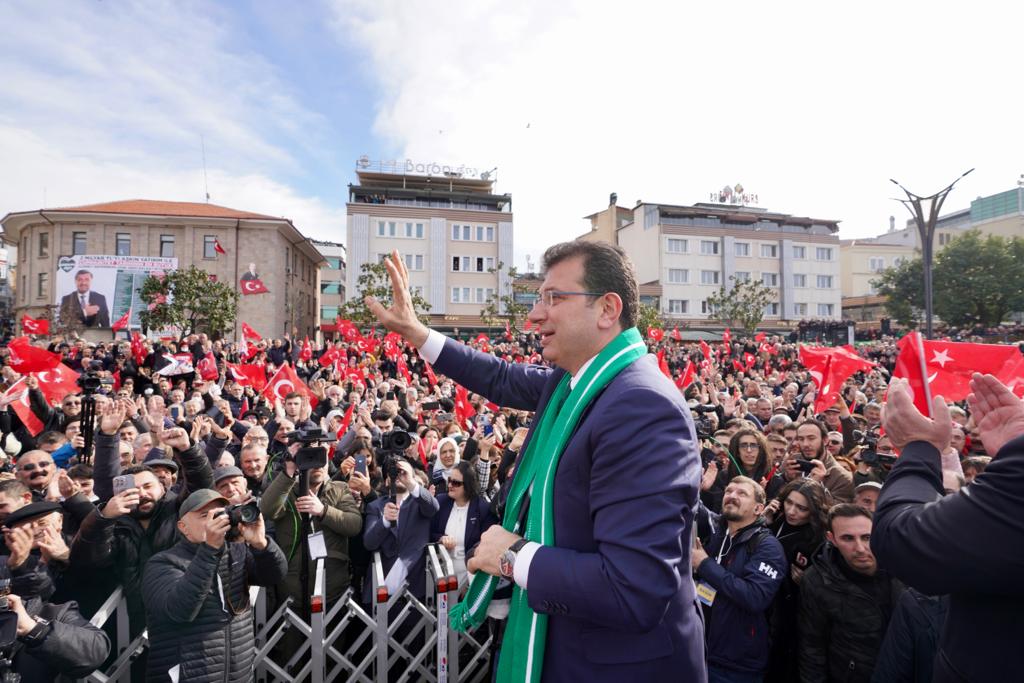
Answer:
[
  {"xmin": 338, "ymin": 260, "xmax": 432, "ymax": 327},
  {"xmin": 872, "ymin": 258, "xmax": 924, "ymax": 328},
  {"xmin": 636, "ymin": 302, "xmax": 662, "ymax": 338},
  {"xmin": 705, "ymin": 277, "xmax": 776, "ymax": 332},
  {"xmin": 139, "ymin": 265, "xmax": 239, "ymax": 341},
  {"xmin": 480, "ymin": 262, "xmax": 532, "ymax": 332}
]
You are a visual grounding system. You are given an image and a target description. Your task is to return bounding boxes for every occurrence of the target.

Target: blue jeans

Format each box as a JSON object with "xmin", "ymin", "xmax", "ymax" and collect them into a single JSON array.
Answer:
[{"xmin": 708, "ymin": 665, "xmax": 763, "ymax": 683}]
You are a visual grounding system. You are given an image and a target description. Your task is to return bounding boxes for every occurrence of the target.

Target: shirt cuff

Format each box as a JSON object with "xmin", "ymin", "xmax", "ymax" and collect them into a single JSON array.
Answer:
[
  {"xmin": 409, "ymin": 483, "xmax": 421, "ymax": 500},
  {"xmin": 418, "ymin": 330, "xmax": 447, "ymax": 364},
  {"xmin": 512, "ymin": 541, "xmax": 541, "ymax": 590},
  {"xmin": 382, "ymin": 517, "xmax": 392, "ymax": 528}
]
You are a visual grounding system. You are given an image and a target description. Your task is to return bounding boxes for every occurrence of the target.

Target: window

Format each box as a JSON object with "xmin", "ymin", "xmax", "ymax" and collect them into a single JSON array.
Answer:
[
  {"xmin": 462, "ymin": 287, "xmax": 470, "ymax": 301},
  {"xmin": 764, "ymin": 302, "xmax": 780, "ymax": 316},
  {"xmin": 402, "ymin": 222, "xmax": 424, "ymax": 238},
  {"xmin": 411, "ymin": 285, "xmax": 424, "ymax": 297},
  {"xmin": 939, "ymin": 233, "xmax": 950, "ymax": 246},
  {"xmin": 160, "ymin": 235, "xmax": 174, "ymax": 258},
  {"xmin": 668, "ymin": 299, "xmax": 688, "ymax": 314},
  {"xmin": 462, "ymin": 225, "xmax": 471, "ymax": 240},
  {"xmin": 816, "ymin": 247, "xmax": 833, "ymax": 261},
  {"xmin": 734, "ymin": 271, "xmax": 751, "ymax": 283},
  {"xmin": 451, "ymin": 287, "xmax": 461, "ymax": 303},
  {"xmin": 793, "ymin": 246, "xmax": 806, "ymax": 259},
  {"xmin": 816, "ymin": 275, "xmax": 834, "ymax": 289},
  {"xmin": 36, "ymin": 272, "xmax": 48, "ymax": 299},
  {"xmin": 486, "ymin": 287, "xmax": 494, "ymax": 301},
  {"xmin": 793, "ymin": 274, "xmax": 807, "ymax": 288},
  {"xmin": 203, "ymin": 235, "xmax": 217, "ymax": 259},
  {"xmin": 404, "ymin": 254, "xmax": 424, "ymax": 271},
  {"xmin": 762, "ymin": 272, "xmax": 779, "ymax": 287},
  {"xmin": 486, "ymin": 226, "xmax": 495, "ymax": 241},
  {"xmin": 701, "ymin": 300, "xmax": 717, "ymax": 314},
  {"xmin": 321, "ymin": 283, "xmax": 342, "ymax": 294},
  {"xmin": 667, "ymin": 238, "xmax": 688, "ymax": 253},
  {"xmin": 700, "ymin": 240, "xmax": 719, "ymax": 255},
  {"xmin": 818, "ymin": 303, "xmax": 835, "ymax": 317},
  {"xmin": 476, "ymin": 226, "xmax": 484, "ymax": 241},
  {"xmin": 868, "ymin": 257, "xmax": 885, "ymax": 272},
  {"xmin": 38, "ymin": 232, "xmax": 49, "ymax": 258},
  {"xmin": 321, "ymin": 305, "xmax": 339, "ymax": 319},
  {"xmin": 795, "ymin": 303, "xmax": 808, "ymax": 316},
  {"xmin": 701, "ymin": 270, "xmax": 720, "ymax": 285},
  {"xmin": 668, "ymin": 268, "xmax": 689, "ymax": 284},
  {"xmin": 378, "ymin": 221, "xmax": 386, "ymax": 237},
  {"xmin": 72, "ymin": 232, "xmax": 87, "ymax": 255},
  {"xmin": 116, "ymin": 233, "xmax": 132, "ymax": 256},
  {"xmin": 388, "ymin": 221, "xmax": 397, "ymax": 237},
  {"xmin": 476, "ymin": 257, "xmax": 485, "ymax": 273},
  {"xmin": 474, "ymin": 287, "xmax": 483, "ymax": 303},
  {"xmin": 760, "ymin": 244, "xmax": 778, "ymax": 258},
  {"xmin": 735, "ymin": 242, "xmax": 750, "ymax": 257}
]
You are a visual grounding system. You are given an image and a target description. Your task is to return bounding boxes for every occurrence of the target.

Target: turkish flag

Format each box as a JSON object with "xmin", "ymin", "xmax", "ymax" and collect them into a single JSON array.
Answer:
[
  {"xmin": 656, "ymin": 349, "xmax": 671, "ymax": 378},
  {"xmin": 505, "ymin": 320, "xmax": 512, "ymax": 340},
  {"xmin": 196, "ymin": 352, "xmax": 219, "ymax": 381},
  {"xmin": 21, "ymin": 316, "xmax": 49, "ymax": 335},
  {"xmin": 214, "ymin": 238, "xmax": 227, "ymax": 255},
  {"xmin": 649, "ymin": 328, "xmax": 664, "ymax": 343},
  {"xmin": 921, "ymin": 337, "xmax": 1018, "ymax": 402},
  {"xmin": 240, "ymin": 340, "xmax": 259, "ymax": 361},
  {"xmin": 671, "ymin": 325, "xmax": 682, "ymax": 342},
  {"xmin": 226, "ymin": 362, "xmax": 267, "ymax": 392},
  {"xmin": 996, "ymin": 354, "xmax": 1024, "ymax": 398},
  {"xmin": 755, "ymin": 332, "xmax": 766, "ymax": 343},
  {"xmin": 7, "ymin": 337, "xmax": 61, "ymax": 374},
  {"xmin": 396, "ymin": 355, "xmax": 413, "ymax": 384},
  {"xmin": 111, "ymin": 311, "xmax": 131, "ymax": 331},
  {"xmin": 241, "ymin": 323, "xmax": 262, "ymax": 341},
  {"xmin": 424, "ymin": 362, "xmax": 438, "ymax": 387},
  {"xmin": 240, "ymin": 279, "xmax": 269, "ymax": 295},
  {"xmin": 319, "ymin": 345, "xmax": 343, "ymax": 367},
  {"xmin": 699, "ymin": 340, "xmax": 712, "ymax": 363},
  {"xmin": 262, "ymin": 363, "xmax": 317, "ymax": 407},
  {"xmin": 300, "ymin": 337, "xmax": 313, "ymax": 362},
  {"xmin": 744, "ymin": 352, "xmax": 756, "ymax": 370},
  {"xmin": 131, "ymin": 332, "xmax": 147, "ymax": 366},
  {"xmin": 454, "ymin": 385, "xmax": 473, "ymax": 429},
  {"xmin": 722, "ymin": 328, "xmax": 732, "ymax": 346},
  {"xmin": 801, "ymin": 345, "xmax": 876, "ymax": 414},
  {"xmin": 677, "ymin": 360, "xmax": 696, "ymax": 389},
  {"xmin": 353, "ymin": 337, "xmax": 372, "ymax": 355},
  {"xmin": 475, "ymin": 333, "xmax": 491, "ymax": 353},
  {"xmin": 337, "ymin": 319, "xmax": 361, "ymax": 343},
  {"xmin": 344, "ymin": 367, "xmax": 365, "ymax": 387},
  {"xmin": 338, "ymin": 403, "xmax": 356, "ymax": 435},
  {"xmin": 893, "ymin": 332, "xmax": 934, "ymax": 417},
  {"xmin": 31, "ymin": 363, "xmax": 80, "ymax": 405},
  {"xmin": 4, "ymin": 379, "xmax": 44, "ymax": 436},
  {"xmin": 382, "ymin": 332, "xmax": 402, "ymax": 361},
  {"xmin": 732, "ymin": 359, "xmax": 745, "ymax": 373}
]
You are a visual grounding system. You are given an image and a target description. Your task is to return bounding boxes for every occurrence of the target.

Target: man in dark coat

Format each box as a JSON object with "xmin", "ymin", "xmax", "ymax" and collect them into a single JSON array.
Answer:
[
  {"xmin": 142, "ymin": 489, "xmax": 287, "ymax": 682},
  {"xmin": 59, "ymin": 269, "xmax": 110, "ymax": 328},
  {"xmin": 872, "ymin": 374, "xmax": 1024, "ymax": 682}
]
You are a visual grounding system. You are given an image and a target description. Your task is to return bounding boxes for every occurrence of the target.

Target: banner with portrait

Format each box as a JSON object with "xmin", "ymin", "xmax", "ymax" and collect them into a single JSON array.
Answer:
[{"xmin": 55, "ymin": 255, "xmax": 178, "ymax": 329}]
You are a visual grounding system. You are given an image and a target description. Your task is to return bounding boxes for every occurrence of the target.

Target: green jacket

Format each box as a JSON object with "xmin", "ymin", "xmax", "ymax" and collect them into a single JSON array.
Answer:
[{"xmin": 260, "ymin": 471, "xmax": 362, "ymax": 601}]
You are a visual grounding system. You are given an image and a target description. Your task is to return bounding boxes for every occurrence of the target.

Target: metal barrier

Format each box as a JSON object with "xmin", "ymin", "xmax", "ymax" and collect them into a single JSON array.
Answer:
[{"xmin": 77, "ymin": 545, "xmax": 493, "ymax": 682}]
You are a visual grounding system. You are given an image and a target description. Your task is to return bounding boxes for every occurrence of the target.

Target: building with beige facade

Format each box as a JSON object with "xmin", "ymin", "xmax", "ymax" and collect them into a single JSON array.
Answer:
[
  {"xmin": 312, "ymin": 239, "xmax": 346, "ymax": 333},
  {"xmin": 345, "ymin": 159, "xmax": 512, "ymax": 331},
  {"xmin": 583, "ymin": 195, "xmax": 842, "ymax": 323},
  {"xmin": 0, "ymin": 199, "xmax": 325, "ymax": 339}
]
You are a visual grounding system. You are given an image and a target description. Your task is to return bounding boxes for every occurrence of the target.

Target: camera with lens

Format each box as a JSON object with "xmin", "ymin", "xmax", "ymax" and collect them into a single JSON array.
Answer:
[
  {"xmin": 77, "ymin": 372, "xmax": 103, "ymax": 394},
  {"xmin": 376, "ymin": 429, "xmax": 413, "ymax": 498},
  {"xmin": 220, "ymin": 499, "xmax": 261, "ymax": 541},
  {"xmin": 0, "ymin": 578, "xmax": 20, "ymax": 681},
  {"xmin": 691, "ymin": 404, "xmax": 717, "ymax": 440},
  {"xmin": 853, "ymin": 429, "xmax": 896, "ymax": 466},
  {"xmin": 286, "ymin": 427, "xmax": 333, "ymax": 472}
]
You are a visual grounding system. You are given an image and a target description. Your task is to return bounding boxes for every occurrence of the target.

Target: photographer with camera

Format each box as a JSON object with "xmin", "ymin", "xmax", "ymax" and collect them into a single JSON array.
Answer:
[
  {"xmin": 142, "ymin": 488, "xmax": 287, "ymax": 682},
  {"xmin": 782, "ymin": 420, "xmax": 854, "ymax": 502},
  {"xmin": 850, "ymin": 428, "xmax": 896, "ymax": 487}
]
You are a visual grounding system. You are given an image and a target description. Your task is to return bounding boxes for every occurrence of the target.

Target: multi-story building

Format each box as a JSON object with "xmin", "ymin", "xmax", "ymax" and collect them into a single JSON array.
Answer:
[
  {"xmin": 345, "ymin": 159, "xmax": 513, "ymax": 330},
  {"xmin": 582, "ymin": 195, "xmax": 842, "ymax": 323},
  {"xmin": 313, "ymin": 239, "xmax": 346, "ymax": 334},
  {"xmin": 0, "ymin": 199, "xmax": 325, "ymax": 339}
]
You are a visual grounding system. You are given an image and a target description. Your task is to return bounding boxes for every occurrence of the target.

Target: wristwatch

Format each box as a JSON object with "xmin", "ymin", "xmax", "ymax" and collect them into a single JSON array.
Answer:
[
  {"xmin": 22, "ymin": 616, "xmax": 52, "ymax": 644},
  {"xmin": 499, "ymin": 538, "xmax": 529, "ymax": 579}
]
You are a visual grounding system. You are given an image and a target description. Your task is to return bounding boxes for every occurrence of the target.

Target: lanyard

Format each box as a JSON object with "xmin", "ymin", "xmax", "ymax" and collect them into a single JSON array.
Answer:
[{"xmin": 716, "ymin": 533, "xmax": 734, "ymax": 564}]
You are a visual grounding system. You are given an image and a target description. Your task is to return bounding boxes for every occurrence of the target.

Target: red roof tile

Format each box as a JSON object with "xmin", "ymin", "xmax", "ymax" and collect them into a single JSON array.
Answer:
[{"xmin": 52, "ymin": 199, "xmax": 282, "ymax": 220}]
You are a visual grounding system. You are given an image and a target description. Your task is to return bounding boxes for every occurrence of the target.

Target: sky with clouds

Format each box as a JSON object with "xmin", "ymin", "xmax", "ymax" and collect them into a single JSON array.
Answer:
[{"xmin": 2, "ymin": 0, "xmax": 1022, "ymax": 269}]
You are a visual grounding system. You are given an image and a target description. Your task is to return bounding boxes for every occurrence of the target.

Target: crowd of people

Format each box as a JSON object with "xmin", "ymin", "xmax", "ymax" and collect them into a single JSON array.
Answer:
[{"xmin": 0, "ymin": 307, "xmax": 1014, "ymax": 681}]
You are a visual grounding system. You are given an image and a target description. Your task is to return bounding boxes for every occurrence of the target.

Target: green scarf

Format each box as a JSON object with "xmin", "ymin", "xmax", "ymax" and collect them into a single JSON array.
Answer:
[{"xmin": 449, "ymin": 327, "xmax": 648, "ymax": 682}]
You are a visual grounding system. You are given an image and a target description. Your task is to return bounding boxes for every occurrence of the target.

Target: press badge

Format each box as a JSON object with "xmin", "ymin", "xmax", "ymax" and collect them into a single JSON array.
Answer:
[
  {"xmin": 308, "ymin": 531, "xmax": 328, "ymax": 560},
  {"xmin": 696, "ymin": 581, "xmax": 717, "ymax": 606}
]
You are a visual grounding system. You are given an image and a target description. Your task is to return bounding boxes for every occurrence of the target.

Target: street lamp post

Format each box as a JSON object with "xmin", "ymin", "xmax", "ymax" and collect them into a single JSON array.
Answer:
[{"xmin": 890, "ymin": 169, "xmax": 974, "ymax": 339}]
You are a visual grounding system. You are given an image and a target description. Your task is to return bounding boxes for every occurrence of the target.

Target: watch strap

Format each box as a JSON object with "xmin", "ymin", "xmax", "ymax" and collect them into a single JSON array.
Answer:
[{"xmin": 509, "ymin": 538, "xmax": 529, "ymax": 554}]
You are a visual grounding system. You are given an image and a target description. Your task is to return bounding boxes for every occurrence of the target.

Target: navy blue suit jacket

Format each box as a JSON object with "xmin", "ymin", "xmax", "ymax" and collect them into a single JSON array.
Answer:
[
  {"xmin": 433, "ymin": 337, "xmax": 706, "ymax": 682},
  {"xmin": 430, "ymin": 495, "xmax": 498, "ymax": 553},
  {"xmin": 363, "ymin": 485, "xmax": 439, "ymax": 603}
]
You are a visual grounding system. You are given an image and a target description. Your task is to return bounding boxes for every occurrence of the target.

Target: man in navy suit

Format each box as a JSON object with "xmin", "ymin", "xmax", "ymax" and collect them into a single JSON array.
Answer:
[
  {"xmin": 59, "ymin": 269, "xmax": 110, "ymax": 328},
  {"xmin": 363, "ymin": 457, "xmax": 439, "ymax": 603},
  {"xmin": 367, "ymin": 241, "xmax": 706, "ymax": 682}
]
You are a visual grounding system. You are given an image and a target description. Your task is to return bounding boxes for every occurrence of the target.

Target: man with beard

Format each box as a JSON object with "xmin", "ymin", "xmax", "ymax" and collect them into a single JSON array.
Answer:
[
  {"xmin": 69, "ymin": 424, "xmax": 213, "ymax": 666},
  {"xmin": 692, "ymin": 477, "xmax": 787, "ymax": 682},
  {"xmin": 362, "ymin": 457, "xmax": 439, "ymax": 603},
  {"xmin": 783, "ymin": 420, "xmax": 854, "ymax": 502}
]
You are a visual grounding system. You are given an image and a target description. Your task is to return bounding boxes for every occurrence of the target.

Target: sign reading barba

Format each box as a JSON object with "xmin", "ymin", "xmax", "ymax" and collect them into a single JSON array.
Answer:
[{"xmin": 710, "ymin": 183, "xmax": 759, "ymax": 206}]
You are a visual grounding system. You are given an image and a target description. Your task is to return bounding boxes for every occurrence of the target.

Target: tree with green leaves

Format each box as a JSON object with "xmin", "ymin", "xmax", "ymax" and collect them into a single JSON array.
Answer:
[
  {"xmin": 139, "ymin": 265, "xmax": 239, "ymax": 340},
  {"xmin": 871, "ymin": 258, "xmax": 924, "ymax": 328},
  {"xmin": 705, "ymin": 276, "xmax": 776, "ymax": 332},
  {"xmin": 339, "ymin": 260, "xmax": 432, "ymax": 327},
  {"xmin": 480, "ymin": 262, "xmax": 533, "ymax": 333},
  {"xmin": 637, "ymin": 302, "xmax": 663, "ymax": 338}
]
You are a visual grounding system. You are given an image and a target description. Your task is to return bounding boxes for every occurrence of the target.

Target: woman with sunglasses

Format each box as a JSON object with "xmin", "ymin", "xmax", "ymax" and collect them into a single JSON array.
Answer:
[
  {"xmin": 429, "ymin": 460, "xmax": 497, "ymax": 588},
  {"xmin": 762, "ymin": 479, "xmax": 831, "ymax": 683}
]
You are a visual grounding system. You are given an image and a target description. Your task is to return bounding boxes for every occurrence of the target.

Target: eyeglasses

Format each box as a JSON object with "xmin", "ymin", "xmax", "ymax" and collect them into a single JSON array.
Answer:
[
  {"xmin": 532, "ymin": 290, "xmax": 605, "ymax": 309},
  {"xmin": 738, "ymin": 443, "xmax": 760, "ymax": 451},
  {"xmin": 447, "ymin": 479, "xmax": 464, "ymax": 488},
  {"xmin": 19, "ymin": 462, "xmax": 52, "ymax": 472}
]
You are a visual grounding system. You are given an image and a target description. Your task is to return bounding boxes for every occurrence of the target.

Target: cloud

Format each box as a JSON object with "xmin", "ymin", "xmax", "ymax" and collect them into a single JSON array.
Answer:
[{"xmin": 332, "ymin": 0, "xmax": 1024, "ymax": 268}]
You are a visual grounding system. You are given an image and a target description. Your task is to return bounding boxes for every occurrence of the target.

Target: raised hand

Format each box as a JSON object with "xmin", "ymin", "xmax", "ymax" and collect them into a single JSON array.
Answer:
[
  {"xmin": 363, "ymin": 250, "xmax": 429, "ymax": 347},
  {"xmin": 881, "ymin": 378, "xmax": 951, "ymax": 453},
  {"xmin": 967, "ymin": 373, "xmax": 1024, "ymax": 456}
]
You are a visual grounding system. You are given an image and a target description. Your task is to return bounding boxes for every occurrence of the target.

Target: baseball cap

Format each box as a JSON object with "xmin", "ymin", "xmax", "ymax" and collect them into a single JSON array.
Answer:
[
  {"xmin": 213, "ymin": 465, "xmax": 245, "ymax": 485},
  {"xmin": 855, "ymin": 481, "xmax": 883, "ymax": 494},
  {"xmin": 5, "ymin": 501, "xmax": 62, "ymax": 527},
  {"xmin": 178, "ymin": 489, "xmax": 229, "ymax": 519}
]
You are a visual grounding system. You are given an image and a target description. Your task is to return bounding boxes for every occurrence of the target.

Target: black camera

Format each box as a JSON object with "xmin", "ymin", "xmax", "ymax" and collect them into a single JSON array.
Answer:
[
  {"xmin": 286, "ymin": 427, "xmax": 334, "ymax": 472},
  {"xmin": 220, "ymin": 500, "xmax": 261, "ymax": 541},
  {"xmin": 853, "ymin": 429, "xmax": 896, "ymax": 466},
  {"xmin": 376, "ymin": 429, "xmax": 413, "ymax": 499},
  {"xmin": 380, "ymin": 429, "xmax": 412, "ymax": 453},
  {"xmin": 77, "ymin": 372, "xmax": 103, "ymax": 394}
]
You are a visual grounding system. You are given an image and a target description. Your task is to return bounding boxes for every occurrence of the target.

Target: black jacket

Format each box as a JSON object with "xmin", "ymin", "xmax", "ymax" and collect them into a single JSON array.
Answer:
[
  {"xmin": 142, "ymin": 537, "xmax": 287, "ymax": 682},
  {"xmin": 10, "ymin": 598, "xmax": 110, "ymax": 681},
  {"xmin": 766, "ymin": 517, "xmax": 824, "ymax": 683},
  {"xmin": 798, "ymin": 543, "xmax": 903, "ymax": 683},
  {"xmin": 69, "ymin": 441, "xmax": 214, "ymax": 634},
  {"xmin": 872, "ymin": 437, "xmax": 1024, "ymax": 683},
  {"xmin": 871, "ymin": 588, "xmax": 948, "ymax": 683}
]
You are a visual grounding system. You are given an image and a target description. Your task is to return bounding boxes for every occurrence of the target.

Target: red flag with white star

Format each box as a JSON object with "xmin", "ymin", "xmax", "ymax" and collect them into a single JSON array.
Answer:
[
  {"xmin": 240, "ymin": 279, "xmax": 269, "ymax": 295},
  {"xmin": 649, "ymin": 327, "xmax": 664, "ymax": 343},
  {"xmin": 214, "ymin": 238, "xmax": 227, "ymax": 255},
  {"xmin": 656, "ymin": 349, "xmax": 671, "ymax": 378},
  {"xmin": 671, "ymin": 325, "xmax": 682, "ymax": 342}
]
